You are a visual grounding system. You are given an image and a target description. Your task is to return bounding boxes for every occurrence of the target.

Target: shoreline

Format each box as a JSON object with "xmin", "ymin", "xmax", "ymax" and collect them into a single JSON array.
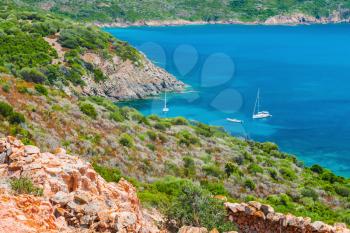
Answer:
[{"xmin": 96, "ymin": 14, "xmax": 350, "ymax": 28}]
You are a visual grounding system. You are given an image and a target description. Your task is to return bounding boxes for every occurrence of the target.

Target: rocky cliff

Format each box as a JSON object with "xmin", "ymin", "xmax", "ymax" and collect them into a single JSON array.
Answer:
[
  {"xmin": 225, "ymin": 202, "xmax": 350, "ymax": 233},
  {"xmin": 264, "ymin": 12, "xmax": 350, "ymax": 25},
  {"xmin": 0, "ymin": 136, "xmax": 160, "ymax": 233},
  {"xmin": 81, "ymin": 52, "xmax": 184, "ymax": 100}
]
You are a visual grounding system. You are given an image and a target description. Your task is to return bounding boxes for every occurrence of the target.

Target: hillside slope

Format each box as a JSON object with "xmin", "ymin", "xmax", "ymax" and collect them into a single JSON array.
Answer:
[
  {"xmin": 14, "ymin": 0, "xmax": 350, "ymax": 24},
  {"xmin": 0, "ymin": 75, "xmax": 349, "ymax": 231},
  {"xmin": 0, "ymin": 5, "xmax": 184, "ymax": 100}
]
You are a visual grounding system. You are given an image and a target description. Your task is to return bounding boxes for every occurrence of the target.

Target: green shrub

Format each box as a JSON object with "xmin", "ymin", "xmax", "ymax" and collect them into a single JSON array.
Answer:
[
  {"xmin": 9, "ymin": 112, "xmax": 25, "ymax": 124},
  {"xmin": 154, "ymin": 122, "xmax": 167, "ymax": 131},
  {"xmin": 119, "ymin": 133, "xmax": 134, "ymax": 148},
  {"xmin": 261, "ymin": 142, "xmax": 279, "ymax": 153},
  {"xmin": 34, "ymin": 84, "xmax": 48, "ymax": 96},
  {"xmin": 177, "ymin": 130, "xmax": 200, "ymax": 147},
  {"xmin": 183, "ymin": 156, "xmax": 196, "ymax": 177},
  {"xmin": 146, "ymin": 143, "xmax": 156, "ymax": 151},
  {"xmin": 79, "ymin": 103, "xmax": 97, "ymax": 119},
  {"xmin": 17, "ymin": 86, "xmax": 29, "ymax": 94},
  {"xmin": 0, "ymin": 101, "xmax": 13, "ymax": 117},
  {"xmin": 225, "ymin": 162, "xmax": 237, "ymax": 177},
  {"xmin": 334, "ymin": 184, "xmax": 350, "ymax": 197},
  {"xmin": 268, "ymin": 168, "xmax": 278, "ymax": 180},
  {"xmin": 158, "ymin": 133, "xmax": 168, "ymax": 144},
  {"xmin": 202, "ymin": 164, "xmax": 224, "ymax": 178},
  {"xmin": 244, "ymin": 179, "xmax": 256, "ymax": 190},
  {"xmin": 171, "ymin": 117, "xmax": 189, "ymax": 125},
  {"xmin": 166, "ymin": 182, "xmax": 235, "ymax": 232},
  {"xmin": 201, "ymin": 181, "xmax": 228, "ymax": 196},
  {"xmin": 301, "ymin": 188, "xmax": 319, "ymax": 201},
  {"xmin": 248, "ymin": 163, "xmax": 264, "ymax": 174},
  {"xmin": 110, "ymin": 110, "xmax": 124, "ymax": 122},
  {"xmin": 310, "ymin": 164, "xmax": 324, "ymax": 174},
  {"xmin": 147, "ymin": 131, "xmax": 157, "ymax": 141},
  {"xmin": 194, "ymin": 123, "xmax": 215, "ymax": 137},
  {"xmin": 92, "ymin": 163, "xmax": 122, "ymax": 182},
  {"xmin": 93, "ymin": 68, "xmax": 107, "ymax": 82},
  {"xmin": 20, "ymin": 67, "xmax": 47, "ymax": 83},
  {"xmin": 279, "ymin": 167, "xmax": 296, "ymax": 180},
  {"xmin": 10, "ymin": 177, "xmax": 43, "ymax": 196},
  {"xmin": 2, "ymin": 83, "xmax": 10, "ymax": 92},
  {"xmin": 148, "ymin": 114, "xmax": 160, "ymax": 121}
]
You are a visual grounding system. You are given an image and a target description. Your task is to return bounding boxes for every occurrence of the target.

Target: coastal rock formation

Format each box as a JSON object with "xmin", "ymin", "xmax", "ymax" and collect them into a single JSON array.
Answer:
[
  {"xmin": 81, "ymin": 52, "xmax": 185, "ymax": 100},
  {"xmin": 0, "ymin": 136, "xmax": 160, "ymax": 233},
  {"xmin": 225, "ymin": 201, "xmax": 350, "ymax": 233},
  {"xmin": 265, "ymin": 12, "xmax": 350, "ymax": 25}
]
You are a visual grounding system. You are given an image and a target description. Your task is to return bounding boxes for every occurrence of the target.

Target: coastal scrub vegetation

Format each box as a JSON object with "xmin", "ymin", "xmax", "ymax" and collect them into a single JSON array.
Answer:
[
  {"xmin": 0, "ymin": 3, "xmax": 144, "ymax": 90},
  {"xmin": 15, "ymin": 0, "xmax": 350, "ymax": 23},
  {"xmin": 0, "ymin": 76, "xmax": 349, "ymax": 231}
]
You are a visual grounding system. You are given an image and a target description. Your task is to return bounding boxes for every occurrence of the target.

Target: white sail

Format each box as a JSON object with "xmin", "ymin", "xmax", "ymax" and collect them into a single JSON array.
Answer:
[
  {"xmin": 162, "ymin": 92, "xmax": 169, "ymax": 113},
  {"xmin": 252, "ymin": 88, "xmax": 271, "ymax": 119}
]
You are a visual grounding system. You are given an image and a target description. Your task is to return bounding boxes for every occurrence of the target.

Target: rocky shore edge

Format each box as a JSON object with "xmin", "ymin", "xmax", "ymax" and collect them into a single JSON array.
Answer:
[{"xmin": 96, "ymin": 12, "xmax": 349, "ymax": 28}]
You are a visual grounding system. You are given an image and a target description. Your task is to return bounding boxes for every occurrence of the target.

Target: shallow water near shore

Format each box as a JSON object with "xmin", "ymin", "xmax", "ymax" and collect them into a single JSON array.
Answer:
[{"xmin": 105, "ymin": 24, "xmax": 350, "ymax": 177}]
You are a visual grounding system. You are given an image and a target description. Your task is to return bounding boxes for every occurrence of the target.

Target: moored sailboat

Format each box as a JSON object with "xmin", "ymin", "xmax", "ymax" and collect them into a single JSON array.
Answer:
[{"xmin": 252, "ymin": 89, "xmax": 271, "ymax": 119}]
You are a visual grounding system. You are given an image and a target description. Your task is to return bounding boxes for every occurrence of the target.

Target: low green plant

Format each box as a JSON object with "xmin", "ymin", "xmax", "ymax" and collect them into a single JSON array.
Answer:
[
  {"xmin": 177, "ymin": 130, "xmax": 200, "ymax": 147},
  {"xmin": 9, "ymin": 112, "xmax": 25, "ymax": 124},
  {"xmin": 0, "ymin": 101, "xmax": 13, "ymax": 118},
  {"xmin": 10, "ymin": 177, "xmax": 43, "ymax": 196},
  {"xmin": 119, "ymin": 133, "xmax": 134, "ymax": 148},
  {"xmin": 2, "ymin": 83, "xmax": 10, "ymax": 93},
  {"xmin": 244, "ymin": 179, "xmax": 256, "ymax": 190},
  {"xmin": 34, "ymin": 84, "xmax": 48, "ymax": 96},
  {"xmin": 92, "ymin": 163, "xmax": 122, "ymax": 182},
  {"xmin": 79, "ymin": 102, "xmax": 97, "ymax": 119}
]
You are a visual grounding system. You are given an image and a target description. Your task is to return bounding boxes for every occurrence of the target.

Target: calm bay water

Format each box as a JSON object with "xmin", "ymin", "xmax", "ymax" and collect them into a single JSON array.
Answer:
[{"xmin": 105, "ymin": 24, "xmax": 350, "ymax": 177}]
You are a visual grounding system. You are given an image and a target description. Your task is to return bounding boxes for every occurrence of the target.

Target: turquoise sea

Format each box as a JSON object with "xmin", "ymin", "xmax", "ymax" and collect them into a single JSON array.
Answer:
[{"xmin": 105, "ymin": 24, "xmax": 350, "ymax": 177}]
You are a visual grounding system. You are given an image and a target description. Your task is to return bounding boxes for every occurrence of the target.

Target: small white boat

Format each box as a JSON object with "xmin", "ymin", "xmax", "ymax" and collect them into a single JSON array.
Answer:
[
  {"xmin": 226, "ymin": 118, "xmax": 243, "ymax": 123},
  {"xmin": 162, "ymin": 91, "xmax": 169, "ymax": 113},
  {"xmin": 252, "ymin": 89, "xmax": 272, "ymax": 119}
]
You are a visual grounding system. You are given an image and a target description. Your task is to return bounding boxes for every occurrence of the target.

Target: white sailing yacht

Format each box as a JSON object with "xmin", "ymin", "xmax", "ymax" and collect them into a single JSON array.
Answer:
[
  {"xmin": 252, "ymin": 89, "xmax": 272, "ymax": 119},
  {"xmin": 162, "ymin": 91, "xmax": 169, "ymax": 113}
]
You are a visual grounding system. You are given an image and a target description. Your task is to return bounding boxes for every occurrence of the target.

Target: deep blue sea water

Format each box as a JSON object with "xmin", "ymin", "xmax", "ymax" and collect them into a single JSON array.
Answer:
[{"xmin": 105, "ymin": 24, "xmax": 350, "ymax": 177}]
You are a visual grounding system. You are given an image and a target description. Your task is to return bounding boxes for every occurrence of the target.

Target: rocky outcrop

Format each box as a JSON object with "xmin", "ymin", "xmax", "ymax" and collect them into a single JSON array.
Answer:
[
  {"xmin": 225, "ymin": 201, "xmax": 350, "ymax": 233},
  {"xmin": 265, "ymin": 12, "xmax": 350, "ymax": 25},
  {"xmin": 81, "ymin": 52, "xmax": 185, "ymax": 100},
  {"xmin": 0, "ymin": 136, "xmax": 160, "ymax": 233}
]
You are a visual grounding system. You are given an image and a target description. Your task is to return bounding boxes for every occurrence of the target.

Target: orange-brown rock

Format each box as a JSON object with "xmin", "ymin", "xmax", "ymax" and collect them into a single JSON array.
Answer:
[
  {"xmin": 225, "ymin": 201, "xmax": 350, "ymax": 233},
  {"xmin": 178, "ymin": 226, "xmax": 208, "ymax": 233},
  {"xmin": 0, "ymin": 136, "xmax": 160, "ymax": 233}
]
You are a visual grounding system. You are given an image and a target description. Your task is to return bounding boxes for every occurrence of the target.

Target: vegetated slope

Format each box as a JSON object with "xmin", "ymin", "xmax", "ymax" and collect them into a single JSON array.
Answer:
[
  {"xmin": 15, "ymin": 0, "xmax": 350, "ymax": 23},
  {"xmin": 0, "ymin": 75, "xmax": 349, "ymax": 231},
  {"xmin": 0, "ymin": 4, "xmax": 184, "ymax": 100}
]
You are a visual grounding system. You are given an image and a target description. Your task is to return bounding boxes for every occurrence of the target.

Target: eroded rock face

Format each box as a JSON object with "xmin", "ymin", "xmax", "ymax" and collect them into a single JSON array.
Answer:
[
  {"xmin": 81, "ymin": 53, "xmax": 185, "ymax": 100},
  {"xmin": 0, "ymin": 136, "xmax": 160, "ymax": 233},
  {"xmin": 225, "ymin": 201, "xmax": 350, "ymax": 233},
  {"xmin": 265, "ymin": 12, "xmax": 350, "ymax": 25}
]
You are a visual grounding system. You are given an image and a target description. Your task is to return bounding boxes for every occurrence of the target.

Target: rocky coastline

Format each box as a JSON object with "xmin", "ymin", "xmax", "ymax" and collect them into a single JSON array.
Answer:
[{"xmin": 96, "ymin": 12, "xmax": 350, "ymax": 28}]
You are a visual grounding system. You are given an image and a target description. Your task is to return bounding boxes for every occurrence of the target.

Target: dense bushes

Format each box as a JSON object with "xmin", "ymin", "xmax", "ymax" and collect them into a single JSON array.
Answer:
[
  {"xmin": 0, "ymin": 33, "xmax": 57, "ymax": 70},
  {"xmin": 20, "ymin": 67, "xmax": 47, "ymax": 83},
  {"xmin": 34, "ymin": 84, "xmax": 48, "ymax": 95},
  {"xmin": 59, "ymin": 26, "xmax": 111, "ymax": 50},
  {"xmin": 0, "ymin": 101, "xmax": 25, "ymax": 124},
  {"xmin": 138, "ymin": 177, "xmax": 235, "ymax": 232},
  {"xmin": 79, "ymin": 103, "xmax": 97, "ymax": 119},
  {"xmin": 176, "ymin": 130, "xmax": 200, "ymax": 146}
]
